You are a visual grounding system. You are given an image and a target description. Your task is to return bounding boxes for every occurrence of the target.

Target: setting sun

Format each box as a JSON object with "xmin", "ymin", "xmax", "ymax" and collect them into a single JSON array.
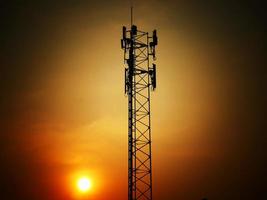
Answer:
[{"xmin": 77, "ymin": 177, "xmax": 92, "ymax": 192}]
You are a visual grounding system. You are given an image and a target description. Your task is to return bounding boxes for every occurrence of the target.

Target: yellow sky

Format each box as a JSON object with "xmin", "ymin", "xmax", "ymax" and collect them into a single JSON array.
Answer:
[{"xmin": 28, "ymin": 20, "xmax": 228, "ymax": 199}]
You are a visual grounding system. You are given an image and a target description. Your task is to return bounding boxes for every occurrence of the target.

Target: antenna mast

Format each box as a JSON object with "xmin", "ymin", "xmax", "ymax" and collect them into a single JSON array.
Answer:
[
  {"xmin": 130, "ymin": 0, "xmax": 133, "ymax": 26},
  {"xmin": 121, "ymin": 5, "xmax": 158, "ymax": 200},
  {"xmin": 131, "ymin": 6, "xmax": 133, "ymax": 26}
]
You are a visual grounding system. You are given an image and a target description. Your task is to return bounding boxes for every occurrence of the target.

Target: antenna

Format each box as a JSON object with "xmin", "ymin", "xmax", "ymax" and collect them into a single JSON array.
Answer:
[
  {"xmin": 130, "ymin": 0, "xmax": 134, "ymax": 26},
  {"xmin": 131, "ymin": 6, "xmax": 133, "ymax": 26}
]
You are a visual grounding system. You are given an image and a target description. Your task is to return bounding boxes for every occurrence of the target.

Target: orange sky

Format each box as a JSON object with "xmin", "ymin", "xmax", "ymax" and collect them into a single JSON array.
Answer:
[{"xmin": 0, "ymin": 1, "xmax": 266, "ymax": 200}]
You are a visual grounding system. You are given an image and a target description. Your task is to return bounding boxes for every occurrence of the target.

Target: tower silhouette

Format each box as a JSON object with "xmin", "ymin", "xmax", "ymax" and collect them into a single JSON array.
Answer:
[{"xmin": 121, "ymin": 7, "xmax": 158, "ymax": 200}]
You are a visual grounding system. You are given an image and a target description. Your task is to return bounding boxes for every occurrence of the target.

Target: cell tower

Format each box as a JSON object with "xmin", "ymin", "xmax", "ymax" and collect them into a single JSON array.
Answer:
[{"xmin": 121, "ymin": 7, "xmax": 158, "ymax": 200}]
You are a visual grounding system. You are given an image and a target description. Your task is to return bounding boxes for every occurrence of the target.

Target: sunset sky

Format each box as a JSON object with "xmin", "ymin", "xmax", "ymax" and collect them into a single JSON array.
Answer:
[{"xmin": 0, "ymin": 1, "xmax": 266, "ymax": 200}]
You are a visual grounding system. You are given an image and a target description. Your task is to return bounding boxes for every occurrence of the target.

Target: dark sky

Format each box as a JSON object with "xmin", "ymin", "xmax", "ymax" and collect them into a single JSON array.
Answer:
[{"xmin": 0, "ymin": 1, "xmax": 266, "ymax": 200}]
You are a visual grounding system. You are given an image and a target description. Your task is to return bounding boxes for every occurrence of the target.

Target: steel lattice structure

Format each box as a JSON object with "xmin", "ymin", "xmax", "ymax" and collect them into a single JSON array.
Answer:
[{"xmin": 121, "ymin": 24, "xmax": 158, "ymax": 200}]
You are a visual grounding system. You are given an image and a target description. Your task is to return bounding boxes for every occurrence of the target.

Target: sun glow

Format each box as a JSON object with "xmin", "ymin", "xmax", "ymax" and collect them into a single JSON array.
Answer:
[
  {"xmin": 69, "ymin": 170, "xmax": 102, "ymax": 198},
  {"xmin": 77, "ymin": 177, "xmax": 92, "ymax": 192}
]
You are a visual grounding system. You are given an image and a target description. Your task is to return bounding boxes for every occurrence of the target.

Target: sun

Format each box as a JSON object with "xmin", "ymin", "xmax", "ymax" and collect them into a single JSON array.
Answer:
[{"xmin": 77, "ymin": 177, "xmax": 92, "ymax": 192}]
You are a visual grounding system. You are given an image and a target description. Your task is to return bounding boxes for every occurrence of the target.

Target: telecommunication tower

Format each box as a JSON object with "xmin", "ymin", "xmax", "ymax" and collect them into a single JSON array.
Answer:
[{"xmin": 121, "ymin": 7, "xmax": 158, "ymax": 200}]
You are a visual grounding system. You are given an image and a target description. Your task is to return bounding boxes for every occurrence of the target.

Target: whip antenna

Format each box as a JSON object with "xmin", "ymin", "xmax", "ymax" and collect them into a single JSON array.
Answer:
[{"xmin": 130, "ymin": 0, "xmax": 133, "ymax": 26}]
